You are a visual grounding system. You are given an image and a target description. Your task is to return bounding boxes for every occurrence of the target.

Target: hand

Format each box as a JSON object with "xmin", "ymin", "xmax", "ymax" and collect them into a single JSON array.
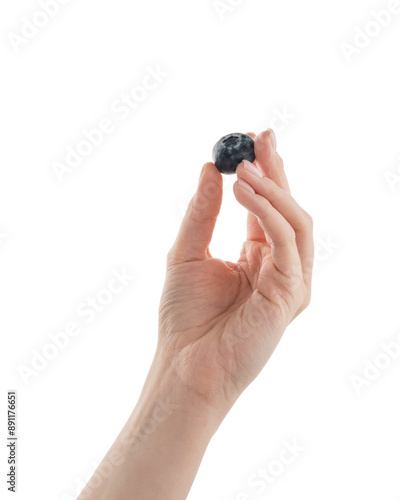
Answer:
[
  {"xmin": 157, "ymin": 129, "xmax": 314, "ymax": 414},
  {"xmin": 76, "ymin": 131, "xmax": 314, "ymax": 500}
]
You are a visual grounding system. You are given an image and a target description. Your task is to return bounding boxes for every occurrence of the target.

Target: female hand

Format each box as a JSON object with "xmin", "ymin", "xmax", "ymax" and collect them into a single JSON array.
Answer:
[
  {"xmin": 76, "ymin": 130, "xmax": 314, "ymax": 500},
  {"xmin": 157, "ymin": 129, "xmax": 314, "ymax": 414}
]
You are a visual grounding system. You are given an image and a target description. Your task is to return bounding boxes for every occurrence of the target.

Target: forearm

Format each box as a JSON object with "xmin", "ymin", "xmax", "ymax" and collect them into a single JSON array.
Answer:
[{"xmin": 78, "ymin": 350, "xmax": 226, "ymax": 500}]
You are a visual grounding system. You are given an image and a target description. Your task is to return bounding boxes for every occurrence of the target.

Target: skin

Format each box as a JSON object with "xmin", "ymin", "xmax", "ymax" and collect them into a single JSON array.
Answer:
[{"xmin": 77, "ymin": 129, "xmax": 314, "ymax": 500}]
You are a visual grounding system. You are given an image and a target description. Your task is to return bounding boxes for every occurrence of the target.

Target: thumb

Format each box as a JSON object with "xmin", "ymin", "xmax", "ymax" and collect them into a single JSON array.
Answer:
[{"xmin": 170, "ymin": 162, "xmax": 223, "ymax": 262}]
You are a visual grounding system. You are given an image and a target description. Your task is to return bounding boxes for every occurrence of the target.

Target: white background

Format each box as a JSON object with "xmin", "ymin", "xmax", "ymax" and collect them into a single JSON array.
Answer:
[{"xmin": 1, "ymin": 0, "xmax": 400, "ymax": 499}]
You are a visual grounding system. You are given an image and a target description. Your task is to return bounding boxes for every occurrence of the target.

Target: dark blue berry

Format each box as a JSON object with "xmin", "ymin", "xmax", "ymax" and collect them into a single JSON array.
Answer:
[{"xmin": 212, "ymin": 133, "xmax": 255, "ymax": 174}]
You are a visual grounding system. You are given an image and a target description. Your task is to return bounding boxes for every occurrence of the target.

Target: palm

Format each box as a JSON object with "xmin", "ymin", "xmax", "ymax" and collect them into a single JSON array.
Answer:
[{"xmin": 159, "ymin": 240, "xmax": 288, "ymax": 406}]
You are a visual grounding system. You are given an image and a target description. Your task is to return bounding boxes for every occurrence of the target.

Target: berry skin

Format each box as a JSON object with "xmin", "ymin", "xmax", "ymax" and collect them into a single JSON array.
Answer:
[{"xmin": 212, "ymin": 133, "xmax": 255, "ymax": 174}]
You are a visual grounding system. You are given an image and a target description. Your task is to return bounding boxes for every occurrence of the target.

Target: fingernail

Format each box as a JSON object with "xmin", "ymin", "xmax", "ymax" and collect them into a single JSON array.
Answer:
[
  {"xmin": 268, "ymin": 129, "xmax": 277, "ymax": 151},
  {"xmin": 257, "ymin": 130, "xmax": 269, "ymax": 143},
  {"xmin": 258, "ymin": 129, "xmax": 277, "ymax": 151},
  {"xmin": 238, "ymin": 179, "xmax": 255, "ymax": 194},
  {"xmin": 243, "ymin": 159, "xmax": 263, "ymax": 178}
]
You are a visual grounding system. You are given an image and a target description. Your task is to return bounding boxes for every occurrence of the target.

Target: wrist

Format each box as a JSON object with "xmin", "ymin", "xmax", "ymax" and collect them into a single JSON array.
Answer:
[
  {"xmin": 103, "ymin": 348, "xmax": 228, "ymax": 500},
  {"xmin": 135, "ymin": 348, "xmax": 229, "ymax": 437}
]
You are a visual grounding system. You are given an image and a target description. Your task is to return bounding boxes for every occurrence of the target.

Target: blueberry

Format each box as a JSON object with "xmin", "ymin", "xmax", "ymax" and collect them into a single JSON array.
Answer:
[{"xmin": 212, "ymin": 133, "xmax": 255, "ymax": 174}]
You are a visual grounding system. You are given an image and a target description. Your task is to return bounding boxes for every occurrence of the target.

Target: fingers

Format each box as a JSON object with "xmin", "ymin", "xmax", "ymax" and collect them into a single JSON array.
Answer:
[
  {"xmin": 254, "ymin": 129, "xmax": 291, "ymax": 194},
  {"xmin": 236, "ymin": 160, "xmax": 314, "ymax": 284},
  {"xmin": 245, "ymin": 132, "xmax": 267, "ymax": 243},
  {"xmin": 168, "ymin": 162, "xmax": 223, "ymax": 263},
  {"xmin": 233, "ymin": 171, "xmax": 302, "ymax": 277}
]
